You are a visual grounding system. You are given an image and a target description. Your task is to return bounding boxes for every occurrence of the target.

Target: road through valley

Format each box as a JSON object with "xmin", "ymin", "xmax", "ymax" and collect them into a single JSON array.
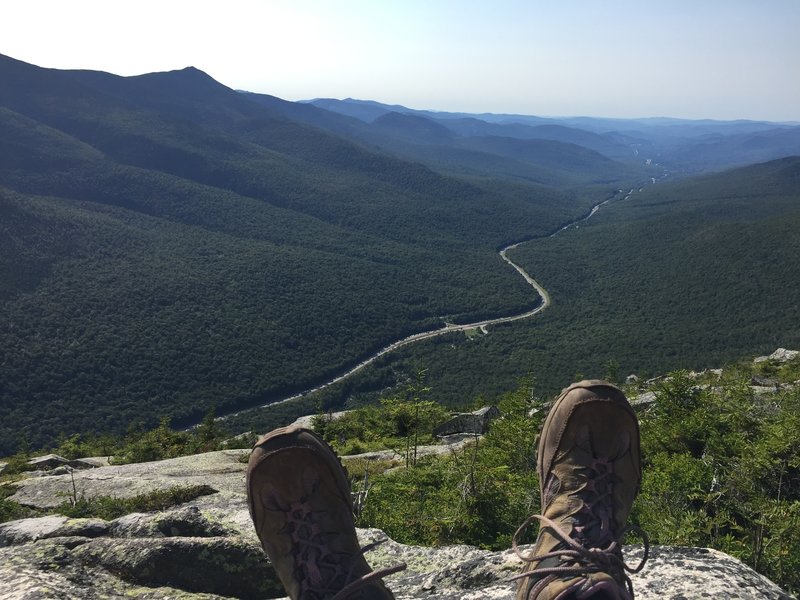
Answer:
[{"xmin": 219, "ymin": 185, "xmax": 644, "ymax": 421}]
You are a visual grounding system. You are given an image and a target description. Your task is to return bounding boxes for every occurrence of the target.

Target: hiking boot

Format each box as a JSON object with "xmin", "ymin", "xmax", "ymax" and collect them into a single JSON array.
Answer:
[
  {"xmin": 513, "ymin": 380, "xmax": 648, "ymax": 600},
  {"xmin": 247, "ymin": 425, "xmax": 405, "ymax": 600}
]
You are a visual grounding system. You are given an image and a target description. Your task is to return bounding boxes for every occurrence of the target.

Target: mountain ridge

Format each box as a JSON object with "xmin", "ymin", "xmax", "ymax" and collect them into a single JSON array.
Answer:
[
  {"xmin": 0, "ymin": 53, "xmax": 613, "ymax": 452},
  {"xmin": 308, "ymin": 96, "xmax": 800, "ymax": 173}
]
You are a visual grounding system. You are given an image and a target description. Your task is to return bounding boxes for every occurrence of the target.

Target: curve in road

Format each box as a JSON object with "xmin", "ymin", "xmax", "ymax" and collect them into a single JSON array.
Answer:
[{"xmin": 220, "ymin": 185, "xmax": 646, "ymax": 421}]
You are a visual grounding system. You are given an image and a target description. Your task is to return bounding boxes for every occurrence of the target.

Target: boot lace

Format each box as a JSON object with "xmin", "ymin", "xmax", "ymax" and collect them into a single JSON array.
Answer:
[
  {"xmin": 280, "ymin": 498, "xmax": 406, "ymax": 600},
  {"xmin": 510, "ymin": 455, "xmax": 649, "ymax": 598},
  {"xmin": 511, "ymin": 515, "xmax": 649, "ymax": 598}
]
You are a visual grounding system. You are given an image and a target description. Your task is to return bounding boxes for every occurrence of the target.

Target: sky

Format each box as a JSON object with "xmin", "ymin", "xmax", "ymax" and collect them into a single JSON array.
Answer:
[{"xmin": 3, "ymin": 0, "xmax": 799, "ymax": 121}]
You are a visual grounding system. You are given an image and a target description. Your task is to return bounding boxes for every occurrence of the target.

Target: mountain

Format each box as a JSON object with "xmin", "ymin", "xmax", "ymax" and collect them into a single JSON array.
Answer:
[
  {"xmin": 659, "ymin": 126, "xmax": 800, "ymax": 173},
  {"xmin": 309, "ymin": 98, "xmax": 800, "ymax": 175},
  {"xmin": 307, "ymin": 97, "xmax": 555, "ymax": 126},
  {"xmin": 0, "ymin": 53, "xmax": 622, "ymax": 453},
  {"xmin": 407, "ymin": 119, "xmax": 637, "ymax": 161},
  {"xmin": 306, "ymin": 97, "xmax": 404, "ymax": 122},
  {"xmin": 300, "ymin": 98, "xmax": 646, "ymax": 186},
  {"xmin": 370, "ymin": 111, "xmax": 456, "ymax": 143},
  {"xmin": 3, "ymin": 52, "xmax": 798, "ymax": 455}
]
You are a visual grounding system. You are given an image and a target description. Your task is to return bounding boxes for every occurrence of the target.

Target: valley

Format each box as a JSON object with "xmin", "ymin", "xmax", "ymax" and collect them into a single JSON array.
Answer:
[
  {"xmin": 220, "ymin": 184, "xmax": 652, "ymax": 423},
  {"xmin": 1, "ymin": 52, "xmax": 799, "ymax": 452}
]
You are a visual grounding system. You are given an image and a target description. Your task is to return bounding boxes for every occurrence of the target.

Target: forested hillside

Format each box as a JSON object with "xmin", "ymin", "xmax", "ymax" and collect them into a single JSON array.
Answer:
[
  {"xmin": 0, "ymin": 54, "xmax": 638, "ymax": 453},
  {"xmin": 340, "ymin": 157, "xmax": 800, "ymax": 409},
  {"xmin": 3, "ymin": 52, "xmax": 799, "ymax": 454}
]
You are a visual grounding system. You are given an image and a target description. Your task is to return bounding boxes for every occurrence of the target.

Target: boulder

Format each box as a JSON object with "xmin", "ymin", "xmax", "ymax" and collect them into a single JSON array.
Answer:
[
  {"xmin": 434, "ymin": 406, "xmax": 500, "ymax": 437},
  {"xmin": 771, "ymin": 348, "xmax": 799, "ymax": 362},
  {"xmin": 72, "ymin": 536, "xmax": 282, "ymax": 599},
  {"xmin": 290, "ymin": 410, "xmax": 351, "ymax": 430},
  {"xmin": 0, "ymin": 515, "xmax": 69, "ymax": 546},
  {"xmin": 69, "ymin": 458, "xmax": 100, "ymax": 470},
  {"xmin": 76, "ymin": 456, "xmax": 113, "ymax": 467},
  {"xmin": 0, "ymin": 533, "xmax": 281, "ymax": 600},
  {"xmin": 755, "ymin": 348, "xmax": 800, "ymax": 364},
  {"xmin": 110, "ymin": 506, "xmax": 229, "ymax": 539},
  {"xmin": 751, "ymin": 375, "xmax": 781, "ymax": 388},
  {"xmin": 27, "ymin": 454, "xmax": 71, "ymax": 470},
  {"xmin": 631, "ymin": 391, "xmax": 657, "ymax": 408},
  {"xmin": 23, "ymin": 454, "xmax": 98, "ymax": 474}
]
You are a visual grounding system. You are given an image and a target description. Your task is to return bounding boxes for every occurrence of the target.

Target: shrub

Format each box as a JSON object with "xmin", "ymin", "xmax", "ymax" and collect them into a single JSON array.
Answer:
[
  {"xmin": 0, "ymin": 484, "xmax": 33, "ymax": 523},
  {"xmin": 357, "ymin": 378, "xmax": 543, "ymax": 550},
  {"xmin": 634, "ymin": 367, "xmax": 800, "ymax": 594},
  {"xmin": 54, "ymin": 484, "xmax": 218, "ymax": 520}
]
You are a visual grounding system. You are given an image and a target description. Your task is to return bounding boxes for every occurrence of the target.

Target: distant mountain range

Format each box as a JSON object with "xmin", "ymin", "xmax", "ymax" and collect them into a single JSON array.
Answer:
[
  {"xmin": 1, "ymin": 52, "xmax": 799, "ymax": 453},
  {"xmin": 305, "ymin": 97, "xmax": 800, "ymax": 175}
]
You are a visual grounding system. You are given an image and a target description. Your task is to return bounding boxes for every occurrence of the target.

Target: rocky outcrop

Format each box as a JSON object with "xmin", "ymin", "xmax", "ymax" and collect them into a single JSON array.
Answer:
[
  {"xmin": 290, "ymin": 410, "xmax": 350, "ymax": 429},
  {"xmin": 8, "ymin": 449, "xmax": 251, "ymax": 510},
  {"xmin": 26, "ymin": 454, "xmax": 98, "ymax": 472},
  {"xmin": 755, "ymin": 348, "xmax": 799, "ymax": 363},
  {"xmin": 2, "ymin": 450, "xmax": 795, "ymax": 599},
  {"xmin": 433, "ymin": 406, "xmax": 500, "ymax": 437},
  {"xmin": 0, "ymin": 509, "xmax": 283, "ymax": 600},
  {"xmin": 1, "ymin": 511, "xmax": 794, "ymax": 599}
]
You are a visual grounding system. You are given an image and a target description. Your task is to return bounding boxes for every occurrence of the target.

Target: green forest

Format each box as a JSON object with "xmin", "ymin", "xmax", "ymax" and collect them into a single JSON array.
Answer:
[
  {"xmin": 224, "ymin": 157, "xmax": 800, "ymax": 437},
  {"xmin": 2, "ymin": 52, "xmax": 800, "ymax": 459},
  {"xmin": 0, "ymin": 54, "xmax": 635, "ymax": 453}
]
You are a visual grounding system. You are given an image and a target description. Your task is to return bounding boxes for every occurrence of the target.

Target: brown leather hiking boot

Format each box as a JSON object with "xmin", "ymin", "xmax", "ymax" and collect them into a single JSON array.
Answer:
[
  {"xmin": 513, "ymin": 380, "xmax": 648, "ymax": 600},
  {"xmin": 247, "ymin": 425, "xmax": 405, "ymax": 600}
]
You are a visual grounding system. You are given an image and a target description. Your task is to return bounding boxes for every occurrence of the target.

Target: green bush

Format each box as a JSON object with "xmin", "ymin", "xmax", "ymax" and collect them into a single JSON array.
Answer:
[
  {"xmin": 633, "ymin": 363, "xmax": 800, "ymax": 594},
  {"xmin": 357, "ymin": 378, "xmax": 542, "ymax": 550},
  {"xmin": 0, "ymin": 484, "xmax": 33, "ymax": 523},
  {"xmin": 0, "ymin": 453, "xmax": 36, "ymax": 478},
  {"xmin": 356, "ymin": 365, "xmax": 800, "ymax": 593},
  {"xmin": 632, "ymin": 451, "xmax": 715, "ymax": 545},
  {"xmin": 313, "ymin": 374, "xmax": 450, "ymax": 464},
  {"xmin": 54, "ymin": 484, "xmax": 218, "ymax": 521}
]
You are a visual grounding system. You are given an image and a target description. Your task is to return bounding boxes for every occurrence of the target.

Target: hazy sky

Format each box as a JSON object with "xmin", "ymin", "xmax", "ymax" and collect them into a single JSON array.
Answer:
[{"xmin": 3, "ymin": 0, "xmax": 799, "ymax": 121}]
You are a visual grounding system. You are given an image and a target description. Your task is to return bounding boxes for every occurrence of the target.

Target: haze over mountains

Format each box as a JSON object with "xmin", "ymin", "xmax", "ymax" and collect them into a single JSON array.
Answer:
[
  {"xmin": 1, "ymin": 52, "xmax": 799, "ymax": 453},
  {"xmin": 305, "ymin": 97, "xmax": 800, "ymax": 175}
]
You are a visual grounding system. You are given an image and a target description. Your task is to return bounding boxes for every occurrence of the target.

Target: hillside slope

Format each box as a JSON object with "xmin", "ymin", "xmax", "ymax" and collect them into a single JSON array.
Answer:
[
  {"xmin": 0, "ymin": 54, "xmax": 617, "ymax": 453},
  {"xmin": 393, "ymin": 157, "xmax": 800, "ymax": 404}
]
